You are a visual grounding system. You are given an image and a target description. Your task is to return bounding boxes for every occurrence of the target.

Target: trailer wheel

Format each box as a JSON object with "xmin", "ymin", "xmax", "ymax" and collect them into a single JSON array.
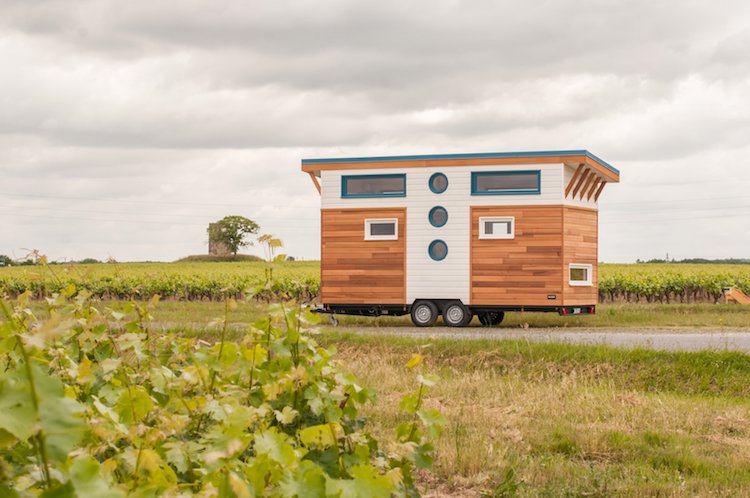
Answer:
[
  {"xmin": 410, "ymin": 301, "xmax": 438, "ymax": 327},
  {"xmin": 478, "ymin": 311, "xmax": 505, "ymax": 326},
  {"xmin": 443, "ymin": 302, "xmax": 472, "ymax": 327}
]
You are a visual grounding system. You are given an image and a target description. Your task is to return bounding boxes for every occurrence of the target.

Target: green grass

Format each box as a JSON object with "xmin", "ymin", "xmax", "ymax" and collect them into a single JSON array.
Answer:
[
  {"xmin": 320, "ymin": 303, "xmax": 750, "ymax": 328},
  {"xmin": 325, "ymin": 332, "xmax": 750, "ymax": 398},
  {"xmin": 26, "ymin": 299, "xmax": 750, "ymax": 329},
  {"xmin": 16, "ymin": 297, "xmax": 750, "ymax": 334},
  {"xmin": 325, "ymin": 332, "xmax": 750, "ymax": 496}
]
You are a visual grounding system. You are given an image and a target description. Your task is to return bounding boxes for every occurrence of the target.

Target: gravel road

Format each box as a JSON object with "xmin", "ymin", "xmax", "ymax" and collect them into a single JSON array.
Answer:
[{"xmin": 331, "ymin": 326, "xmax": 750, "ymax": 353}]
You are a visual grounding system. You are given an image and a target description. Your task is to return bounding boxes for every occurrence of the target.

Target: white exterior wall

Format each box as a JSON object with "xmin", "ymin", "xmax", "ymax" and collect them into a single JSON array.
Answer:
[{"xmin": 320, "ymin": 163, "xmax": 565, "ymax": 305}]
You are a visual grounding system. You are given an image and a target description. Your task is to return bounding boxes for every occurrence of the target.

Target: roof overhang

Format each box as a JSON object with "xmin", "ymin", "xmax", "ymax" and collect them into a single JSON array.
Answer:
[{"xmin": 301, "ymin": 150, "xmax": 620, "ymax": 183}]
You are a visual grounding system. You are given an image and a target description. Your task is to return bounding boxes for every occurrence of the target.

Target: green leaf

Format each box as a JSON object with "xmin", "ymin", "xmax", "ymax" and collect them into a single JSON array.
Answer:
[
  {"xmin": 115, "ymin": 385, "xmax": 154, "ymax": 424},
  {"xmin": 40, "ymin": 481, "xmax": 75, "ymax": 498},
  {"xmin": 163, "ymin": 441, "xmax": 189, "ymax": 474},
  {"xmin": 398, "ymin": 392, "xmax": 420, "ymax": 415},
  {"xmin": 416, "ymin": 373, "xmax": 438, "ymax": 387},
  {"xmin": 0, "ymin": 371, "xmax": 36, "ymax": 441},
  {"xmin": 274, "ymin": 406, "xmax": 299, "ymax": 425},
  {"xmin": 254, "ymin": 428, "xmax": 299, "ymax": 467},
  {"xmin": 395, "ymin": 422, "xmax": 413, "ymax": 442},
  {"xmin": 405, "ymin": 353, "xmax": 423, "ymax": 369},
  {"xmin": 0, "ymin": 484, "xmax": 21, "ymax": 498},
  {"xmin": 69, "ymin": 455, "xmax": 126, "ymax": 498},
  {"xmin": 417, "ymin": 408, "xmax": 446, "ymax": 439},
  {"xmin": 217, "ymin": 342, "xmax": 239, "ymax": 368},
  {"xmin": 0, "ymin": 428, "xmax": 16, "ymax": 448},
  {"xmin": 228, "ymin": 470, "xmax": 252, "ymax": 498},
  {"xmin": 414, "ymin": 442, "xmax": 434, "ymax": 469},
  {"xmin": 298, "ymin": 423, "xmax": 343, "ymax": 449},
  {"xmin": 243, "ymin": 344, "xmax": 268, "ymax": 364},
  {"xmin": 34, "ymin": 364, "xmax": 86, "ymax": 463},
  {"xmin": 279, "ymin": 460, "xmax": 327, "ymax": 498},
  {"xmin": 303, "ymin": 309, "xmax": 322, "ymax": 325},
  {"xmin": 325, "ymin": 464, "xmax": 395, "ymax": 498},
  {"xmin": 100, "ymin": 358, "xmax": 120, "ymax": 375}
]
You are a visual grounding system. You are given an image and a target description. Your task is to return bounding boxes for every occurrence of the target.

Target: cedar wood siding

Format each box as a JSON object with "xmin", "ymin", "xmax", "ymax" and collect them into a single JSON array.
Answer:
[
  {"xmin": 471, "ymin": 206, "xmax": 564, "ymax": 306},
  {"xmin": 321, "ymin": 208, "xmax": 406, "ymax": 304},
  {"xmin": 562, "ymin": 206, "xmax": 598, "ymax": 306}
]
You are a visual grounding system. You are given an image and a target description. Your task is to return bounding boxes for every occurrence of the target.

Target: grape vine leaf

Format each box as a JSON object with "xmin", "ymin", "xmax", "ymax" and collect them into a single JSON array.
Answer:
[
  {"xmin": 69, "ymin": 455, "xmax": 126, "ymax": 498},
  {"xmin": 0, "ymin": 371, "xmax": 36, "ymax": 441}
]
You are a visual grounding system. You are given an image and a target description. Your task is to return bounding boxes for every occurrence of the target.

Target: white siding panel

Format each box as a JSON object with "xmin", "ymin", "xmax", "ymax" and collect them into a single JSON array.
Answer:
[{"xmin": 320, "ymin": 164, "xmax": 566, "ymax": 305}]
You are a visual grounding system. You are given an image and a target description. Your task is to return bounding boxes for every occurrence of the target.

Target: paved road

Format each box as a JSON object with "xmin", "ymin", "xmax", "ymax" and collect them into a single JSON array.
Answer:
[{"xmin": 334, "ymin": 326, "xmax": 750, "ymax": 353}]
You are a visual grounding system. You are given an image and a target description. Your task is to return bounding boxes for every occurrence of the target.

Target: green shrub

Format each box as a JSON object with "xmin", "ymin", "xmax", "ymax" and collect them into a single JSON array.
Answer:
[{"xmin": 0, "ymin": 290, "xmax": 443, "ymax": 496}]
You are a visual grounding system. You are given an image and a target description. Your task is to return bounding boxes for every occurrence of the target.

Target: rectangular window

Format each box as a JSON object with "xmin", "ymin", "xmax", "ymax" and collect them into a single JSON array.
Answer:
[
  {"xmin": 479, "ymin": 216, "xmax": 515, "ymax": 239},
  {"xmin": 569, "ymin": 264, "xmax": 593, "ymax": 286},
  {"xmin": 364, "ymin": 218, "xmax": 398, "ymax": 240},
  {"xmin": 471, "ymin": 170, "xmax": 541, "ymax": 195},
  {"xmin": 342, "ymin": 174, "xmax": 406, "ymax": 198}
]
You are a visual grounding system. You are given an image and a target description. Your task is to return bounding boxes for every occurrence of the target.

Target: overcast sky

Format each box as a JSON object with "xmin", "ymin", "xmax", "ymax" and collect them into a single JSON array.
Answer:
[{"xmin": 2, "ymin": 0, "xmax": 749, "ymax": 263}]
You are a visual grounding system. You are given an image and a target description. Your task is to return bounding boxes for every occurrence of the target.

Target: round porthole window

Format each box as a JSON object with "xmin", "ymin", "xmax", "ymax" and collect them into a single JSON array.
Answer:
[
  {"xmin": 428, "ymin": 173, "xmax": 448, "ymax": 194},
  {"xmin": 428, "ymin": 206, "xmax": 448, "ymax": 227},
  {"xmin": 428, "ymin": 240, "xmax": 448, "ymax": 261}
]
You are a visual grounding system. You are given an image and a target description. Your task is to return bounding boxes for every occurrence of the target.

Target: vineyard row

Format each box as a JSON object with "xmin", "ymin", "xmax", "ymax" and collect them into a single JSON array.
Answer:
[{"xmin": 2, "ymin": 270, "xmax": 749, "ymax": 303}]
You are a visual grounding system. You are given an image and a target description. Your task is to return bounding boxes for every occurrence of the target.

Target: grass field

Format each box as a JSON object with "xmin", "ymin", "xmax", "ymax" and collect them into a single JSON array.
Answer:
[
  {"xmin": 20, "ymin": 299, "xmax": 750, "ymax": 330},
  {"xmin": 328, "ymin": 333, "xmax": 750, "ymax": 496}
]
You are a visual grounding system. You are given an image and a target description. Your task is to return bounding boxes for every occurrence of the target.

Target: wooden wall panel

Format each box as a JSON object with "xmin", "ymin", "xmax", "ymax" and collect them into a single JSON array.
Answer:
[
  {"xmin": 321, "ymin": 208, "xmax": 406, "ymax": 304},
  {"xmin": 562, "ymin": 206, "xmax": 598, "ymax": 306},
  {"xmin": 471, "ymin": 206, "xmax": 564, "ymax": 306}
]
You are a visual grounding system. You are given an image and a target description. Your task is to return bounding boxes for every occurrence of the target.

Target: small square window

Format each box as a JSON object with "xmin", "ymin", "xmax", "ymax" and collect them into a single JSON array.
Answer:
[
  {"xmin": 364, "ymin": 218, "xmax": 398, "ymax": 240},
  {"xmin": 479, "ymin": 216, "xmax": 515, "ymax": 239},
  {"xmin": 569, "ymin": 264, "xmax": 593, "ymax": 286}
]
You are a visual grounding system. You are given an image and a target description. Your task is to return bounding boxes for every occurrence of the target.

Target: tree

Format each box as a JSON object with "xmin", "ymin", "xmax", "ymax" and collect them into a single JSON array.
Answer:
[
  {"xmin": 207, "ymin": 216, "xmax": 260, "ymax": 256},
  {"xmin": 257, "ymin": 233, "xmax": 284, "ymax": 262},
  {"xmin": 0, "ymin": 254, "xmax": 12, "ymax": 266}
]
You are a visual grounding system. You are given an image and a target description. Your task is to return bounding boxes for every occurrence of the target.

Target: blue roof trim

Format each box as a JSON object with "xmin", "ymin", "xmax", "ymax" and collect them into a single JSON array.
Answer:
[{"xmin": 302, "ymin": 149, "xmax": 619, "ymax": 175}]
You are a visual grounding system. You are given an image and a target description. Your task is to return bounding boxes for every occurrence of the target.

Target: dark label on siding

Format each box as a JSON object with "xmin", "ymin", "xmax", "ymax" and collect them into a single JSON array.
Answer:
[{"xmin": 547, "ymin": 295, "xmax": 557, "ymax": 300}]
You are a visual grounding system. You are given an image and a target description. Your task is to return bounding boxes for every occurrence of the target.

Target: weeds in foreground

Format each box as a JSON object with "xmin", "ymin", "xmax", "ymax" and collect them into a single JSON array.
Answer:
[{"xmin": 0, "ymin": 289, "xmax": 444, "ymax": 496}]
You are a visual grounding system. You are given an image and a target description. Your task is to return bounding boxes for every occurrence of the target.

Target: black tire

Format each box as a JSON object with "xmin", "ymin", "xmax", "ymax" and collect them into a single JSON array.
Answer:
[
  {"xmin": 410, "ymin": 301, "xmax": 438, "ymax": 327},
  {"xmin": 478, "ymin": 311, "xmax": 505, "ymax": 326},
  {"xmin": 443, "ymin": 302, "xmax": 472, "ymax": 327}
]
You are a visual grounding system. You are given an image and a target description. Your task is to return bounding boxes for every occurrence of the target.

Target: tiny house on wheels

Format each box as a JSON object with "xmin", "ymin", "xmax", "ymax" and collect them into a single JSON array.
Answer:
[{"xmin": 302, "ymin": 150, "xmax": 620, "ymax": 327}]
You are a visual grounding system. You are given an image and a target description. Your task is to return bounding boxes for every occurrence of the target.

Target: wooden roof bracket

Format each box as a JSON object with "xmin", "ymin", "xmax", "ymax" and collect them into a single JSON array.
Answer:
[
  {"xmin": 578, "ymin": 171, "xmax": 597, "ymax": 200},
  {"xmin": 587, "ymin": 177, "xmax": 602, "ymax": 200},
  {"xmin": 565, "ymin": 163, "xmax": 585, "ymax": 198},
  {"xmin": 571, "ymin": 168, "xmax": 591, "ymax": 198},
  {"xmin": 308, "ymin": 172, "xmax": 321, "ymax": 194},
  {"xmin": 594, "ymin": 181, "xmax": 606, "ymax": 202}
]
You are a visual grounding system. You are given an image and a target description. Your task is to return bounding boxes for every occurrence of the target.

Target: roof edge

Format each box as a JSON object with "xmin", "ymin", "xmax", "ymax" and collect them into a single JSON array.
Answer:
[{"xmin": 301, "ymin": 150, "xmax": 619, "ymax": 176}]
